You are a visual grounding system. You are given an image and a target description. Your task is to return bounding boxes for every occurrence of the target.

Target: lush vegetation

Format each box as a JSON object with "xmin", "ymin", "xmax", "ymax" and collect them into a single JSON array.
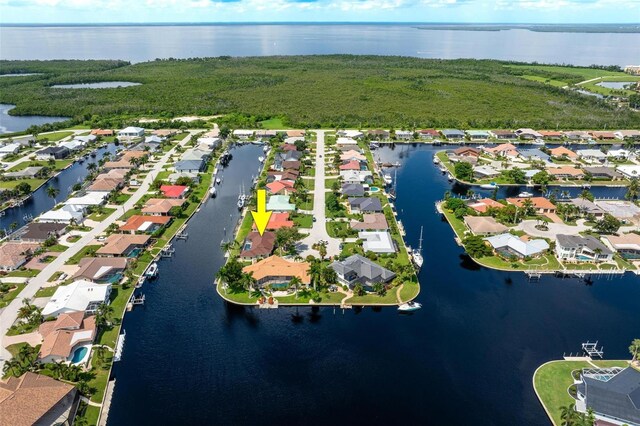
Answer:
[{"xmin": 2, "ymin": 56, "xmax": 639, "ymax": 129}]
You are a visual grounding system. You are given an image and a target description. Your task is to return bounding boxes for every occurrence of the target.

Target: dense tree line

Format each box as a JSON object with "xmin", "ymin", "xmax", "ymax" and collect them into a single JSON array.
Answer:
[{"xmin": 1, "ymin": 56, "xmax": 638, "ymax": 129}]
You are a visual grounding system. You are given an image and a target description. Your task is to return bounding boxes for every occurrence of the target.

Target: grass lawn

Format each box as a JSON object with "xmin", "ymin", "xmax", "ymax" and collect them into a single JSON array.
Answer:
[
  {"xmin": 87, "ymin": 207, "xmax": 116, "ymax": 222},
  {"xmin": 5, "ymin": 269, "xmax": 40, "ymax": 278},
  {"xmin": 46, "ymin": 243, "xmax": 71, "ymax": 252},
  {"xmin": 325, "ymin": 177, "xmax": 338, "ymax": 189},
  {"xmin": 0, "ymin": 283, "xmax": 26, "ymax": 308},
  {"xmin": 111, "ymin": 193, "xmax": 132, "ymax": 205},
  {"xmin": 259, "ymin": 118, "xmax": 288, "ymax": 129},
  {"xmin": 296, "ymin": 199, "xmax": 314, "ymax": 210},
  {"xmin": 399, "ymin": 282, "xmax": 420, "ymax": 302},
  {"xmin": 534, "ymin": 360, "xmax": 629, "ymax": 426},
  {"xmin": 292, "ymin": 213, "xmax": 313, "ymax": 228},
  {"xmin": 326, "ymin": 221, "xmax": 357, "ymax": 238},
  {"xmin": 7, "ymin": 159, "xmax": 72, "ymax": 172},
  {"xmin": 87, "ymin": 349, "xmax": 113, "ymax": 404},
  {"xmin": 520, "ymin": 75, "xmax": 568, "ymax": 88},
  {"xmin": 35, "ymin": 283, "xmax": 68, "ymax": 298},
  {"xmin": 66, "ymin": 245, "xmax": 101, "ymax": 265},
  {"xmin": 37, "ymin": 131, "xmax": 74, "ymax": 141},
  {"xmin": 0, "ymin": 178, "xmax": 47, "ymax": 190},
  {"xmin": 347, "ymin": 290, "xmax": 398, "ymax": 305}
]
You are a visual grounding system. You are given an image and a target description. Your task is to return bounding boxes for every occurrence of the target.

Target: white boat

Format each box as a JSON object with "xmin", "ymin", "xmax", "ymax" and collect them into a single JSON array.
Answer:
[
  {"xmin": 216, "ymin": 178, "xmax": 221, "ymax": 185},
  {"xmin": 370, "ymin": 142, "xmax": 379, "ymax": 149},
  {"xmin": 447, "ymin": 173, "xmax": 454, "ymax": 182},
  {"xmin": 240, "ymin": 194, "xmax": 246, "ymax": 202},
  {"xmin": 433, "ymin": 157, "xmax": 440, "ymax": 164},
  {"xmin": 532, "ymin": 138, "xmax": 545, "ymax": 146},
  {"xmin": 398, "ymin": 301, "xmax": 422, "ymax": 312},
  {"xmin": 480, "ymin": 182, "xmax": 498, "ymax": 190},
  {"xmin": 393, "ymin": 161, "xmax": 401, "ymax": 167},
  {"xmin": 518, "ymin": 191, "xmax": 533, "ymax": 198},
  {"xmin": 210, "ymin": 187, "xmax": 216, "ymax": 197},
  {"xmin": 413, "ymin": 226, "xmax": 424, "ymax": 270},
  {"xmin": 263, "ymin": 145, "xmax": 269, "ymax": 152},
  {"xmin": 237, "ymin": 199, "xmax": 244, "ymax": 209},
  {"xmin": 258, "ymin": 156, "xmax": 265, "ymax": 163},
  {"xmin": 145, "ymin": 262, "xmax": 158, "ymax": 278},
  {"xmin": 383, "ymin": 174, "xmax": 393, "ymax": 185}
]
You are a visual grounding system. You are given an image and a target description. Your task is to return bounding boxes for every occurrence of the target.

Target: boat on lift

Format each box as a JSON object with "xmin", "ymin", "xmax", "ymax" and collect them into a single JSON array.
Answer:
[
  {"xmin": 518, "ymin": 191, "xmax": 533, "ymax": 198},
  {"xmin": 413, "ymin": 226, "xmax": 424, "ymax": 270},
  {"xmin": 447, "ymin": 173, "xmax": 454, "ymax": 182},
  {"xmin": 237, "ymin": 199, "xmax": 244, "ymax": 210},
  {"xmin": 433, "ymin": 157, "xmax": 440, "ymax": 164},
  {"xmin": 145, "ymin": 262, "xmax": 158, "ymax": 279},
  {"xmin": 480, "ymin": 182, "xmax": 499, "ymax": 190},
  {"xmin": 263, "ymin": 145, "xmax": 270, "ymax": 153},
  {"xmin": 258, "ymin": 156, "xmax": 265, "ymax": 163},
  {"xmin": 383, "ymin": 173, "xmax": 393, "ymax": 185},
  {"xmin": 210, "ymin": 186, "xmax": 217, "ymax": 197},
  {"xmin": 398, "ymin": 301, "xmax": 422, "ymax": 312},
  {"xmin": 531, "ymin": 138, "xmax": 545, "ymax": 146},
  {"xmin": 370, "ymin": 142, "xmax": 379, "ymax": 149},
  {"xmin": 216, "ymin": 177, "xmax": 221, "ymax": 185}
]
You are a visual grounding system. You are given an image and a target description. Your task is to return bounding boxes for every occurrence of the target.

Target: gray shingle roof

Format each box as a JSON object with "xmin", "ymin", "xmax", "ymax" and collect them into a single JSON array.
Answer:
[
  {"xmin": 583, "ymin": 367, "xmax": 640, "ymax": 424},
  {"xmin": 556, "ymin": 234, "xmax": 613, "ymax": 254},
  {"xmin": 341, "ymin": 183, "xmax": 365, "ymax": 196},
  {"xmin": 330, "ymin": 255, "xmax": 396, "ymax": 285},
  {"xmin": 348, "ymin": 197, "xmax": 382, "ymax": 212}
]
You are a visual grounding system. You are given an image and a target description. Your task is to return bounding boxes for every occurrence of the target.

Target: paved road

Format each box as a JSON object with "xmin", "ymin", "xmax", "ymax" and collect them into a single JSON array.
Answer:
[
  {"xmin": 299, "ymin": 130, "xmax": 341, "ymax": 258},
  {"xmin": 1, "ymin": 129, "xmax": 85, "ymax": 170},
  {"xmin": 0, "ymin": 131, "xmax": 197, "ymax": 370}
]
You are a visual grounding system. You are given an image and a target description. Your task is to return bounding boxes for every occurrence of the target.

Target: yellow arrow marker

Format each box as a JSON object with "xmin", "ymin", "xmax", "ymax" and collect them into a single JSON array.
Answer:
[{"xmin": 251, "ymin": 189, "xmax": 272, "ymax": 236}]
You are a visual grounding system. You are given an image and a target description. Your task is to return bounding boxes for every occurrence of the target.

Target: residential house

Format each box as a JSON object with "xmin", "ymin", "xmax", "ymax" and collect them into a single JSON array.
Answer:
[
  {"xmin": 607, "ymin": 149, "xmax": 631, "ymax": 161},
  {"xmin": 182, "ymin": 148, "xmax": 211, "ymax": 162},
  {"xmin": 103, "ymin": 151, "xmax": 146, "ymax": 170},
  {"xmin": 96, "ymin": 234, "xmax": 150, "ymax": 257},
  {"xmin": 589, "ymin": 131, "xmax": 616, "ymax": 140},
  {"xmin": 595, "ymin": 200, "xmax": 640, "ymax": 224},
  {"xmin": 440, "ymin": 129, "xmax": 465, "ymax": 140},
  {"xmin": 239, "ymin": 231, "xmax": 276, "ymax": 261},
  {"xmin": 490, "ymin": 130, "xmax": 518, "ymax": 140},
  {"xmin": 463, "ymin": 216, "xmax": 508, "ymax": 235},
  {"xmin": 330, "ymin": 254, "xmax": 396, "ymax": 291},
  {"xmin": 617, "ymin": 165, "xmax": 640, "ymax": 179},
  {"xmin": 350, "ymin": 213, "xmax": 389, "ymax": 231},
  {"xmin": 340, "ymin": 170, "xmax": 373, "ymax": 184},
  {"xmin": 73, "ymin": 257, "xmax": 128, "ymax": 283},
  {"xmin": 3, "ymin": 166, "xmax": 44, "ymax": 180},
  {"xmin": 120, "ymin": 215, "xmax": 171, "ymax": 234},
  {"xmin": 467, "ymin": 198, "xmax": 505, "ymax": 213},
  {"xmin": 452, "ymin": 147, "xmax": 480, "ymax": 158},
  {"xmin": 547, "ymin": 166, "xmax": 585, "ymax": 180},
  {"xmin": 282, "ymin": 160, "xmax": 301, "ymax": 171},
  {"xmin": 74, "ymin": 135, "xmax": 97, "ymax": 144},
  {"xmin": 614, "ymin": 129, "xmax": 640, "ymax": 140},
  {"xmin": 232, "ymin": 129, "xmax": 254, "ymax": 139},
  {"xmin": 337, "ymin": 130, "xmax": 363, "ymax": 139},
  {"xmin": 538, "ymin": 131, "xmax": 564, "ymax": 140},
  {"xmin": 549, "ymin": 146, "xmax": 578, "ymax": 159},
  {"xmin": 506, "ymin": 197, "xmax": 556, "ymax": 214},
  {"xmin": 349, "ymin": 197, "xmax": 383, "ymax": 213},
  {"xmin": 473, "ymin": 165, "xmax": 500, "ymax": 179},
  {"xmin": 602, "ymin": 233, "xmax": 640, "ymax": 260},
  {"xmin": 64, "ymin": 192, "xmax": 108, "ymax": 210},
  {"xmin": 255, "ymin": 212, "xmax": 294, "ymax": 230},
  {"xmin": 118, "ymin": 126, "xmax": 145, "ymax": 138},
  {"xmin": 0, "ymin": 143, "xmax": 21, "ymax": 155},
  {"xmin": 160, "ymin": 185, "xmax": 189, "ymax": 199},
  {"xmin": 197, "ymin": 137, "xmax": 221, "ymax": 149},
  {"xmin": 0, "ymin": 242, "xmax": 40, "ymax": 271},
  {"xmin": 141, "ymin": 198, "xmax": 184, "ymax": 216},
  {"xmin": 16, "ymin": 222, "xmax": 66, "ymax": 243},
  {"xmin": 202, "ymin": 129, "xmax": 220, "ymax": 138},
  {"xmin": 286, "ymin": 130, "xmax": 305, "ymax": 138},
  {"xmin": 466, "ymin": 130, "xmax": 490, "ymax": 141},
  {"xmin": 266, "ymin": 195, "xmax": 296, "ymax": 211},
  {"xmin": 35, "ymin": 146, "xmax": 70, "ymax": 160},
  {"xmin": 340, "ymin": 160, "xmax": 363, "ymax": 171},
  {"xmin": 58, "ymin": 140, "xmax": 83, "ymax": 152},
  {"xmin": 341, "ymin": 183, "xmax": 365, "ymax": 197},
  {"xmin": 130, "ymin": 141, "xmax": 161, "ymax": 152},
  {"xmin": 359, "ymin": 231, "xmax": 396, "ymax": 253},
  {"xmin": 38, "ymin": 313, "xmax": 96, "ymax": 364},
  {"xmin": 42, "ymin": 280, "xmax": 112, "ymax": 317},
  {"xmin": 583, "ymin": 166, "xmax": 623, "ymax": 180},
  {"xmin": 518, "ymin": 148, "xmax": 550, "ymax": 162},
  {"xmin": 39, "ymin": 205, "xmax": 85, "ymax": 224},
  {"xmin": 0, "ymin": 372, "xmax": 79, "ymax": 426},
  {"xmin": 563, "ymin": 131, "xmax": 591, "ymax": 141},
  {"xmin": 88, "ymin": 177, "xmax": 123, "ymax": 192},
  {"xmin": 515, "ymin": 128, "xmax": 542, "ymax": 139},
  {"xmin": 152, "ymin": 129, "xmax": 177, "ymax": 138},
  {"xmin": 483, "ymin": 143, "xmax": 518, "ymax": 158},
  {"xmin": 555, "ymin": 234, "xmax": 614, "ymax": 263},
  {"xmin": 336, "ymin": 137, "xmax": 359, "ymax": 147},
  {"xmin": 242, "ymin": 255, "xmax": 310, "ymax": 287},
  {"xmin": 575, "ymin": 367, "xmax": 640, "ymax": 426},
  {"xmin": 577, "ymin": 149, "xmax": 607, "ymax": 163},
  {"xmin": 567, "ymin": 198, "xmax": 606, "ymax": 218},
  {"xmin": 168, "ymin": 171, "xmax": 199, "ymax": 184},
  {"xmin": 484, "ymin": 233, "xmax": 549, "ymax": 258},
  {"xmin": 418, "ymin": 129, "xmax": 440, "ymax": 139},
  {"xmin": 340, "ymin": 150, "xmax": 366, "ymax": 162},
  {"xmin": 255, "ymin": 130, "xmax": 277, "ymax": 138},
  {"xmin": 174, "ymin": 159, "xmax": 205, "ymax": 173},
  {"xmin": 367, "ymin": 129, "xmax": 390, "ymax": 139},
  {"xmin": 395, "ymin": 130, "xmax": 413, "ymax": 140},
  {"xmin": 91, "ymin": 129, "xmax": 114, "ymax": 136},
  {"xmin": 266, "ymin": 180, "xmax": 296, "ymax": 196}
]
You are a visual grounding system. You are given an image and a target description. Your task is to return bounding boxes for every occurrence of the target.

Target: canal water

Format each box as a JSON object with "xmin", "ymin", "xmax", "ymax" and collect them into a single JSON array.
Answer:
[
  {"xmin": 0, "ymin": 144, "xmax": 118, "ymax": 232},
  {"xmin": 107, "ymin": 144, "xmax": 640, "ymax": 426}
]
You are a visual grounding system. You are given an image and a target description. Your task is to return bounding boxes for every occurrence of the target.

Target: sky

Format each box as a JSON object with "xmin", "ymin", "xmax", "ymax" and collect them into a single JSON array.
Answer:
[{"xmin": 0, "ymin": 0, "xmax": 639, "ymax": 24}]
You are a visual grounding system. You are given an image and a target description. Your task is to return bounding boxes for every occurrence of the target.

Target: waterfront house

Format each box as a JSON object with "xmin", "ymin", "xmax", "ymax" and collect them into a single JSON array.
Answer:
[
  {"xmin": 359, "ymin": 231, "xmax": 396, "ymax": 254},
  {"xmin": 563, "ymin": 131, "xmax": 591, "ymax": 141},
  {"xmin": 182, "ymin": 148, "xmax": 211, "ymax": 162},
  {"xmin": 120, "ymin": 215, "xmax": 171, "ymax": 234},
  {"xmin": 518, "ymin": 148, "xmax": 550, "ymax": 162},
  {"xmin": 515, "ymin": 128, "xmax": 542, "ymax": 140},
  {"xmin": 174, "ymin": 159, "xmax": 205, "ymax": 173},
  {"xmin": 266, "ymin": 180, "xmax": 296, "ymax": 196},
  {"xmin": 197, "ymin": 136, "xmax": 221, "ymax": 149},
  {"xmin": 418, "ymin": 129, "xmax": 440, "ymax": 139},
  {"xmin": 38, "ymin": 312, "xmax": 96, "ymax": 364},
  {"xmin": 91, "ymin": 128, "xmax": 114, "ymax": 136},
  {"xmin": 141, "ymin": 198, "xmax": 184, "ymax": 216},
  {"xmin": 16, "ymin": 222, "xmax": 66, "ymax": 243},
  {"xmin": 266, "ymin": 195, "xmax": 296, "ymax": 212},
  {"xmin": 583, "ymin": 166, "xmax": 623, "ymax": 180},
  {"xmin": 42, "ymin": 280, "xmax": 112, "ymax": 317},
  {"xmin": 594, "ymin": 200, "xmax": 640, "ymax": 224},
  {"xmin": 452, "ymin": 147, "xmax": 480, "ymax": 158},
  {"xmin": 4, "ymin": 166, "xmax": 44, "ymax": 180},
  {"xmin": 589, "ymin": 131, "xmax": 616, "ymax": 140},
  {"xmin": 168, "ymin": 171, "xmax": 200, "ymax": 184},
  {"xmin": 242, "ymin": 255, "xmax": 310, "ymax": 288},
  {"xmin": 281, "ymin": 144, "xmax": 298, "ymax": 152},
  {"xmin": 463, "ymin": 216, "xmax": 508, "ymax": 236},
  {"xmin": 602, "ymin": 233, "xmax": 640, "ymax": 260},
  {"xmin": 0, "ymin": 242, "xmax": 40, "ymax": 271},
  {"xmin": 340, "ymin": 150, "xmax": 366, "ymax": 162},
  {"xmin": 467, "ymin": 198, "xmax": 505, "ymax": 214},
  {"xmin": 239, "ymin": 231, "xmax": 276, "ymax": 261},
  {"xmin": 255, "ymin": 130, "xmax": 277, "ymax": 138},
  {"xmin": 73, "ymin": 257, "xmax": 128, "ymax": 283},
  {"xmin": 575, "ymin": 367, "xmax": 640, "ymax": 426},
  {"xmin": 395, "ymin": 130, "xmax": 413, "ymax": 140},
  {"xmin": 88, "ymin": 176, "xmax": 124, "ymax": 192},
  {"xmin": 254, "ymin": 212, "xmax": 294, "ymax": 230},
  {"xmin": 39, "ymin": 205, "xmax": 85, "ymax": 224},
  {"xmin": 130, "ymin": 140, "xmax": 161, "ymax": 152},
  {"xmin": 337, "ymin": 130, "xmax": 364, "ymax": 139},
  {"xmin": 489, "ymin": 130, "xmax": 517, "ymax": 140},
  {"xmin": 339, "ymin": 160, "xmax": 364, "ymax": 171},
  {"xmin": 35, "ymin": 146, "xmax": 70, "ymax": 161},
  {"xmin": 59, "ymin": 140, "xmax": 84, "ymax": 152},
  {"xmin": 567, "ymin": 198, "xmax": 606, "ymax": 218},
  {"xmin": 232, "ymin": 129, "xmax": 254, "ymax": 139},
  {"xmin": 617, "ymin": 165, "xmax": 640, "ymax": 179},
  {"xmin": 483, "ymin": 143, "xmax": 519, "ymax": 158},
  {"xmin": 440, "ymin": 129, "xmax": 465, "ymax": 140},
  {"xmin": 336, "ymin": 137, "xmax": 359, "ymax": 147},
  {"xmin": 286, "ymin": 130, "xmax": 305, "ymax": 138},
  {"xmin": 144, "ymin": 135, "xmax": 163, "ymax": 144},
  {"xmin": 555, "ymin": 234, "xmax": 613, "ymax": 263},
  {"xmin": 473, "ymin": 165, "xmax": 500, "ymax": 179},
  {"xmin": 350, "ymin": 213, "xmax": 389, "ymax": 231},
  {"xmin": 64, "ymin": 192, "xmax": 108, "ymax": 210},
  {"xmin": 152, "ymin": 129, "xmax": 177, "ymax": 138},
  {"xmin": 118, "ymin": 126, "xmax": 145, "ymax": 138},
  {"xmin": 160, "ymin": 185, "xmax": 189, "ymax": 199},
  {"xmin": 341, "ymin": 183, "xmax": 365, "ymax": 197},
  {"xmin": 484, "ymin": 233, "xmax": 549, "ymax": 258},
  {"xmin": 549, "ymin": 146, "xmax": 578, "ymax": 159},
  {"xmin": 202, "ymin": 129, "xmax": 220, "ymax": 138},
  {"xmin": 547, "ymin": 166, "xmax": 585, "ymax": 180},
  {"xmin": 614, "ymin": 129, "xmax": 640, "ymax": 140},
  {"xmin": 506, "ymin": 197, "xmax": 556, "ymax": 214},
  {"xmin": 466, "ymin": 130, "xmax": 490, "ymax": 141},
  {"xmin": 538, "ymin": 131, "xmax": 564, "ymax": 140},
  {"xmin": 96, "ymin": 234, "xmax": 150, "ymax": 257},
  {"xmin": 340, "ymin": 170, "xmax": 373, "ymax": 184},
  {"xmin": 367, "ymin": 129, "xmax": 390, "ymax": 139},
  {"xmin": 282, "ymin": 160, "xmax": 301, "ymax": 171},
  {"xmin": 607, "ymin": 149, "xmax": 631, "ymax": 161},
  {"xmin": 576, "ymin": 149, "xmax": 607, "ymax": 163},
  {"xmin": 0, "ymin": 372, "xmax": 79, "ymax": 426},
  {"xmin": 349, "ymin": 197, "xmax": 383, "ymax": 213},
  {"xmin": 103, "ymin": 151, "xmax": 146, "ymax": 170},
  {"xmin": 330, "ymin": 254, "xmax": 396, "ymax": 291}
]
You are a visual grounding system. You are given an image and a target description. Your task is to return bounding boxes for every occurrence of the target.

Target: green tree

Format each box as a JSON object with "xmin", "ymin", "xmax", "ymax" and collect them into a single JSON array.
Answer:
[
  {"xmin": 95, "ymin": 303, "xmax": 114, "ymax": 330},
  {"xmin": 594, "ymin": 214, "xmax": 621, "ymax": 234},
  {"xmin": 626, "ymin": 178, "xmax": 639, "ymax": 201},
  {"xmin": 454, "ymin": 161, "xmax": 473, "ymax": 181},
  {"xmin": 46, "ymin": 186, "xmax": 60, "ymax": 204},
  {"xmin": 275, "ymin": 227, "xmax": 303, "ymax": 255},
  {"xmin": 532, "ymin": 170, "xmax": 551, "ymax": 186},
  {"xmin": 15, "ymin": 182, "xmax": 32, "ymax": 196},
  {"xmin": 289, "ymin": 276, "xmax": 302, "ymax": 298},
  {"xmin": 579, "ymin": 189, "xmax": 594, "ymax": 202},
  {"xmin": 630, "ymin": 338, "xmax": 640, "ymax": 361},
  {"xmin": 462, "ymin": 235, "xmax": 493, "ymax": 258},
  {"xmin": 560, "ymin": 403, "xmax": 578, "ymax": 426}
]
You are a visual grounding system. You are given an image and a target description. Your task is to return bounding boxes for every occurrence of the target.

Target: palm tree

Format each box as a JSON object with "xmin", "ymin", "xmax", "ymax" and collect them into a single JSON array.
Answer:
[
  {"xmin": 626, "ymin": 178, "xmax": 639, "ymax": 201},
  {"xmin": 86, "ymin": 162, "xmax": 97, "ymax": 172},
  {"xmin": 46, "ymin": 186, "xmax": 59, "ymax": 204},
  {"xmin": 241, "ymin": 272, "xmax": 256, "ymax": 292},
  {"xmin": 630, "ymin": 338, "xmax": 640, "ymax": 362},
  {"xmin": 309, "ymin": 261, "xmax": 323, "ymax": 290},
  {"xmin": 95, "ymin": 303, "xmax": 114, "ymax": 329},
  {"xmin": 50, "ymin": 360, "xmax": 64, "ymax": 379},
  {"xmin": 560, "ymin": 403, "xmax": 578, "ymax": 426},
  {"xmin": 289, "ymin": 276, "xmax": 302, "ymax": 298}
]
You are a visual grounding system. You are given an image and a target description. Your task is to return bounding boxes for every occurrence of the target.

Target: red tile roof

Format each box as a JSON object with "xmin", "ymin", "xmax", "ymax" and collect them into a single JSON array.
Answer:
[
  {"xmin": 120, "ymin": 215, "xmax": 171, "ymax": 231},
  {"xmin": 160, "ymin": 185, "xmax": 189, "ymax": 198}
]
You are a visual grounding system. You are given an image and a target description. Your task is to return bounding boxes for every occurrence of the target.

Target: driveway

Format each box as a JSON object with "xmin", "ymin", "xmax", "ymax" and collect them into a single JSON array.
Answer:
[{"xmin": 517, "ymin": 219, "xmax": 590, "ymax": 238}]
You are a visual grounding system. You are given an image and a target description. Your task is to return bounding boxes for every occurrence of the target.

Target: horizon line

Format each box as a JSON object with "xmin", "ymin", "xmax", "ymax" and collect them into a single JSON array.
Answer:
[{"xmin": 1, "ymin": 21, "xmax": 639, "ymax": 26}]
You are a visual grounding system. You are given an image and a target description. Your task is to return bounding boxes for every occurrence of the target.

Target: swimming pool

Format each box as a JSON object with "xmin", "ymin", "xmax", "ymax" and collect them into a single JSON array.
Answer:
[
  {"xmin": 270, "ymin": 282, "xmax": 289, "ymax": 290},
  {"xmin": 369, "ymin": 186, "xmax": 381, "ymax": 193},
  {"xmin": 71, "ymin": 346, "xmax": 89, "ymax": 364}
]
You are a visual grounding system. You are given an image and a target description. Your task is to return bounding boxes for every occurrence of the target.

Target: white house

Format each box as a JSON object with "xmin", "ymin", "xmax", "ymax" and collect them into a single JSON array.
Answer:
[
  {"xmin": 118, "ymin": 126, "xmax": 145, "ymax": 138},
  {"xmin": 64, "ymin": 192, "xmax": 108, "ymax": 209},
  {"xmin": 59, "ymin": 140, "xmax": 84, "ymax": 151},
  {"xmin": 74, "ymin": 135, "xmax": 97, "ymax": 144},
  {"xmin": 359, "ymin": 231, "xmax": 396, "ymax": 253},
  {"xmin": 0, "ymin": 143, "xmax": 21, "ymax": 155},
  {"xmin": 233, "ymin": 129, "xmax": 254, "ymax": 139},
  {"xmin": 336, "ymin": 137, "xmax": 359, "ymax": 146},
  {"xmin": 337, "ymin": 130, "xmax": 363, "ymax": 139},
  {"xmin": 616, "ymin": 165, "xmax": 640, "ymax": 179},
  {"xmin": 42, "ymin": 280, "xmax": 112, "ymax": 317},
  {"xmin": 576, "ymin": 149, "xmax": 607, "ymax": 163},
  {"xmin": 484, "ymin": 233, "xmax": 549, "ymax": 258},
  {"xmin": 340, "ymin": 170, "xmax": 373, "ymax": 184},
  {"xmin": 555, "ymin": 234, "xmax": 614, "ymax": 263},
  {"xmin": 197, "ymin": 137, "xmax": 221, "ymax": 149},
  {"xmin": 39, "ymin": 205, "xmax": 85, "ymax": 224},
  {"xmin": 395, "ymin": 130, "xmax": 413, "ymax": 140},
  {"xmin": 607, "ymin": 149, "xmax": 631, "ymax": 160}
]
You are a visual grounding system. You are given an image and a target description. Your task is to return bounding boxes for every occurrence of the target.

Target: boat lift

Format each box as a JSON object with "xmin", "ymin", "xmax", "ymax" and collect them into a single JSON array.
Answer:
[
  {"xmin": 582, "ymin": 341, "xmax": 604, "ymax": 358},
  {"xmin": 160, "ymin": 244, "xmax": 175, "ymax": 258},
  {"xmin": 113, "ymin": 330, "xmax": 126, "ymax": 362},
  {"xmin": 176, "ymin": 230, "xmax": 188, "ymax": 240}
]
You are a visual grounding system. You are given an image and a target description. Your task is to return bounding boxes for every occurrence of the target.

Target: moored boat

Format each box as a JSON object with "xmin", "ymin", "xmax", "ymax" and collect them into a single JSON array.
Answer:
[
  {"xmin": 216, "ymin": 178, "xmax": 221, "ymax": 185},
  {"xmin": 145, "ymin": 262, "xmax": 158, "ymax": 278},
  {"xmin": 480, "ymin": 182, "xmax": 498, "ymax": 190},
  {"xmin": 518, "ymin": 191, "xmax": 533, "ymax": 198},
  {"xmin": 258, "ymin": 156, "xmax": 265, "ymax": 163},
  {"xmin": 383, "ymin": 174, "xmax": 393, "ymax": 185},
  {"xmin": 210, "ymin": 187, "xmax": 216, "ymax": 197},
  {"xmin": 398, "ymin": 301, "xmax": 422, "ymax": 312}
]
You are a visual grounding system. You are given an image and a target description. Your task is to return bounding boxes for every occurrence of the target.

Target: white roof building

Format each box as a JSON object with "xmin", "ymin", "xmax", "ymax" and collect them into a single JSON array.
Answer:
[
  {"xmin": 576, "ymin": 149, "xmax": 607, "ymax": 160},
  {"xmin": 233, "ymin": 129, "xmax": 254, "ymax": 138},
  {"xmin": 607, "ymin": 149, "xmax": 630, "ymax": 159},
  {"xmin": 59, "ymin": 140, "xmax": 84, "ymax": 151},
  {"xmin": 337, "ymin": 130, "xmax": 363, "ymax": 139},
  {"xmin": 340, "ymin": 170, "xmax": 373, "ymax": 183},
  {"xmin": 39, "ymin": 205, "xmax": 85, "ymax": 224},
  {"xmin": 359, "ymin": 231, "xmax": 396, "ymax": 253},
  {"xmin": 336, "ymin": 137, "xmax": 359, "ymax": 146},
  {"xmin": 64, "ymin": 192, "xmax": 108, "ymax": 208},
  {"xmin": 197, "ymin": 137, "xmax": 221, "ymax": 149},
  {"xmin": 395, "ymin": 130, "xmax": 413, "ymax": 139},
  {"xmin": 485, "ymin": 233, "xmax": 549, "ymax": 257},
  {"xmin": 0, "ymin": 143, "xmax": 21, "ymax": 154},
  {"xmin": 42, "ymin": 280, "xmax": 112, "ymax": 317},
  {"xmin": 616, "ymin": 165, "xmax": 640, "ymax": 179},
  {"xmin": 74, "ymin": 135, "xmax": 97, "ymax": 144},
  {"xmin": 118, "ymin": 126, "xmax": 145, "ymax": 138},
  {"xmin": 144, "ymin": 135, "xmax": 163, "ymax": 144}
]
